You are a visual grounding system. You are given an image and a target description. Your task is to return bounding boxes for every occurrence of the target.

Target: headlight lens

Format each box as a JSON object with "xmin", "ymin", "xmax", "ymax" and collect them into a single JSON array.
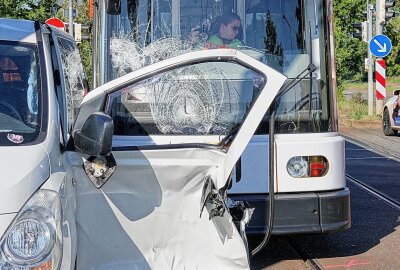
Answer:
[
  {"xmin": 0, "ymin": 190, "xmax": 61, "ymax": 270},
  {"xmin": 287, "ymin": 156, "xmax": 328, "ymax": 178},
  {"xmin": 287, "ymin": 156, "xmax": 308, "ymax": 178},
  {"xmin": 6, "ymin": 219, "xmax": 51, "ymax": 261}
]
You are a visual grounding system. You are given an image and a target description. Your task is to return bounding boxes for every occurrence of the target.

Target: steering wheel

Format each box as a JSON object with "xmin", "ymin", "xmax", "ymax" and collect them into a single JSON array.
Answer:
[{"xmin": 0, "ymin": 101, "xmax": 22, "ymax": 121}]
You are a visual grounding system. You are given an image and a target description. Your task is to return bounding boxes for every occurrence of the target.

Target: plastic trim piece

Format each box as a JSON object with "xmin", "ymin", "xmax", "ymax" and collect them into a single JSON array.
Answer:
[{"xmin": 229, "ymin": 188, "xmax": 351, "ymax": 235}]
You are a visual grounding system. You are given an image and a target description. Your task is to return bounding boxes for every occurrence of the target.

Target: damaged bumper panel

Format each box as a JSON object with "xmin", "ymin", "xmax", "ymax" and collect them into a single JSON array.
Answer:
[
  {"xmin": 73, "ymin": 148, "xmax": 253, "ymax": 269},
  {"xmin": 230, "ymin": 188, "xmax": 351, "ymax": 234}
]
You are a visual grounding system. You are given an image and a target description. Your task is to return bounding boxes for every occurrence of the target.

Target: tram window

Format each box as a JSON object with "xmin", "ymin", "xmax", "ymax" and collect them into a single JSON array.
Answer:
[
  {"xmin": 107, "ymin": 0, "xmax": 331, "ymax": 134},
  {"xmin": 107, "ymin": 61, "xmax": 265, "ymax": 136}
]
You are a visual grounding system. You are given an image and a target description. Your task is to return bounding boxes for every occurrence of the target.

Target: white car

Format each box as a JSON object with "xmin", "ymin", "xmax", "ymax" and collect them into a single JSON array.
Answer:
[
  {"xmin": 0, "ymin": 19, "xmax": 287, "ymax": 269},
  {"xmin": 383, "ymin": 90, "xmax": 400, "ymax": 136}
]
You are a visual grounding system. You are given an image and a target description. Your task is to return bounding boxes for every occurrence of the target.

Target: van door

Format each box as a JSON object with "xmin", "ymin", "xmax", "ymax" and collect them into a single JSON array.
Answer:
[{"xmin": 72, "ymin": 49, "xmax": 286, "ymax": 269}]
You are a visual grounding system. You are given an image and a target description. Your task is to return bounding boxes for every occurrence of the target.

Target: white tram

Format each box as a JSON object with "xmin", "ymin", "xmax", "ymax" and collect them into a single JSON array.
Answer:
[{"xmin": 91, "ymin": 0, "xmax": 350, "ymax": 235}]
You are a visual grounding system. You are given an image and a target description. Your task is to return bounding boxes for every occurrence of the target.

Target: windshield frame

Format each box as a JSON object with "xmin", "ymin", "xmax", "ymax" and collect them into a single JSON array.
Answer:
[
  {"xmin": 0, "ymin": 38, "xmax": 48, "ymax": 146},
  {"xmin": 94, "ymin": 0, "xmax": 336, "ymax": 135}
]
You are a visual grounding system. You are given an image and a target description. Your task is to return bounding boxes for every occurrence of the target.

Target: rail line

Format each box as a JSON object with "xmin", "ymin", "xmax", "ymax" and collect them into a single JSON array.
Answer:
[
  {"xmin": 287, "ymin": 238, "xmax": 325, "ymax": 270},
  {"xmin": 346, "ymin": 174, "xmax": 400, "ymax": 212},
  {"xmin": 345, "ymin": 136, "xmax": 400, "ymax": 212}
]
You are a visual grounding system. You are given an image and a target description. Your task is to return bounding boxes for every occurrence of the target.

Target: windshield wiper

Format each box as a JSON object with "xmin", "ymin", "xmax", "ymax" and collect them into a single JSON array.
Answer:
[
  {"xmin": 218, "ymin": 64, "xmax": 316, "ymax": 148},
  {"xmin": 218, "ymin": 123, "xmax": 241, "ymax": 148},
  {"xmin": 277, "ymin": 63, "xmax": 316, "ymax": 99}
]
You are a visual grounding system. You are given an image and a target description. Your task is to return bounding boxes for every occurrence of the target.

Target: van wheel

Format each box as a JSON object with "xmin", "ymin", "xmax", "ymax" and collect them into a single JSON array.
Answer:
[{"xmin": 383, "ymin": 108, "xmax": 397, "ymax": 136}]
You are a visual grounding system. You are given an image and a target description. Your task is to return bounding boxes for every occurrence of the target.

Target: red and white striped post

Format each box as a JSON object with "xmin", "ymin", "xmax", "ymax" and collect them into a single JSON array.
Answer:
[
  {"xmin": 375, "ymin": 59, "xmax": 386, "ymax": 99},
  {"xmin": 375, "ymin": 59, "xmax": 386, "ymax": 114}
]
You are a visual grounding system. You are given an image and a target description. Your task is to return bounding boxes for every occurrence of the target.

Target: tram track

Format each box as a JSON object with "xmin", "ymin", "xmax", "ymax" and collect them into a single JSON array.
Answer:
[
  {"xmin": 344, "ymin": 135, "xmax": 400, "ymax": 212},
  {"xmin": 346, "ymin": 174, "xmax": 400, "ymax": 211},
  {"xmin": 286, "ymin": 238, "xmax": 325, "ymax": 270}
]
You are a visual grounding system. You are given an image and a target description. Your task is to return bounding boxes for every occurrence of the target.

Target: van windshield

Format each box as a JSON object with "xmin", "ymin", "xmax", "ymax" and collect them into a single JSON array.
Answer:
[{"xmin": 0, "ymin": 43, "xmax": 41, "ymax": 146}]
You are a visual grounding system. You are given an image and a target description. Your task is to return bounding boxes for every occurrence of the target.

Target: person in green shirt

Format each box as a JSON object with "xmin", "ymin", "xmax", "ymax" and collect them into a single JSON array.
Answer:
[{"xmin": 191, "ymin": 12, "xmax": 243, "ymax": 49}]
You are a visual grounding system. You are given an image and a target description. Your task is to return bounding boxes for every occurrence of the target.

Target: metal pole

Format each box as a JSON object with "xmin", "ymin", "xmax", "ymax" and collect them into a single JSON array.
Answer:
[
  {"xmin": 69, "ymin": 0, "xmax": 74, "ymax": 36},
  {"xmin": 375, "ymin": 0, "xmax": 384, "ymax": 115},
  {"xmin": 376, "ymin": 0, "xmax": 383, "ymax": 35},
  {"xmin": 368, "ymin": 2, "xmax": 374, "ymax": 116}
]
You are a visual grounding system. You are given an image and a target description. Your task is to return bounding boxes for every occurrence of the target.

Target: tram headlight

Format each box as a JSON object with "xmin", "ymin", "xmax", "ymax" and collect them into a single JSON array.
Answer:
[
  {"xmin": 287, "ymin": 156, "xmax": 328, "ymax": 178},
  {"xmin": 287, "ymin": 156, "xmax": 308, "ymax": 178},
  {"xmin": 0, "ymin": 190, "xmax": 62, "ymax": 270}
]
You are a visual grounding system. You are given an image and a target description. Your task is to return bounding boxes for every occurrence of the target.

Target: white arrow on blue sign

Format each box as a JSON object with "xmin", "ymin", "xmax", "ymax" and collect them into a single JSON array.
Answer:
[{"xmin": 369, "ymin": 35, "xmax": 392, "ymax": 58}]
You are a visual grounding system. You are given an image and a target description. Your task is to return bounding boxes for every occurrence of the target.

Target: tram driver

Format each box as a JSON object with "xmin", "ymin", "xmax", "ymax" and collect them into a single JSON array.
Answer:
[{"xmin": 191, "ymin": 12, "xmax": 244, "ymax": 49}]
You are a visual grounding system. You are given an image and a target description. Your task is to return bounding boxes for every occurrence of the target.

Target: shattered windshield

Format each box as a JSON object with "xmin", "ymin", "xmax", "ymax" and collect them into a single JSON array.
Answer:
[
  {"xmin": 103, "ymin": 0, "xmax": 333, "ymax": 134},
  {"xmin": 107, "ymin": 61, "xmax": 265, "ymax": 136},
  {"xmin": 0, "ymin": 43, "xmax": 41, "ymax": 146}
]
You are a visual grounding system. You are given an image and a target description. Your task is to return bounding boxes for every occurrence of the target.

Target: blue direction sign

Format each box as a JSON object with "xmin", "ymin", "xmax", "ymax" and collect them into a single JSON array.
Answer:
[{"xmin": 369, "ymin": 35, "xmax": 392, "ymax": 58}]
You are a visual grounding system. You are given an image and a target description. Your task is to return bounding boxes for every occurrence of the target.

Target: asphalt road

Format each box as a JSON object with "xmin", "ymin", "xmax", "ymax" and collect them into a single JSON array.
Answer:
[{"xmin": 249, "ymin": 127, "xmax": 400, "ymax": 270}]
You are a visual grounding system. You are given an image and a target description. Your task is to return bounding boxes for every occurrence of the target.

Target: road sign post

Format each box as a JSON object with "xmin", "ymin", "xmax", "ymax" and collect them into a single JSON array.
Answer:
[
  {"xmin": 370, "ymin": 34, "xmax": 392, "ymax": 114},
  {"xmin": 369, "ymin": 35, "xmax": 392, "ymax": 58},
  {"xmin": 375, "ymin": 60, "xmax": 387, "ymax": 100}
]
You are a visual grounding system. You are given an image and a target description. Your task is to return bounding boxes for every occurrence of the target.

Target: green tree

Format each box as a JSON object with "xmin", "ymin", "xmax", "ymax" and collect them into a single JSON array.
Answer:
[
  {"xmin": 0, "ymin": 0, "xmax": 56, "ymax": 20},
  {"xmin": 384, "ymin": 6, "xmax": 400, "ymax": 78},
  {"xmin": 333, "ymin": 0, "xmax": 367, "ymax": 84},
  {"xmin": 58, "ymin": 0, "xmax": 93, "ymax": 88}
]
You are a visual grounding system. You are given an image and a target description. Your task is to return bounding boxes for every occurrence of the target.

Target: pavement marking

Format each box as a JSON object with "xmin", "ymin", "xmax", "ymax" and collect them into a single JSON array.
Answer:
[
  {"xmin": 346, "ymin": 157, "xmax": 394, "ymax": 160},
  {"xmin": 344, "ymin": 137, "xmax": 400, "ymax": 162},
  {"xmin": 324, "ymin": 259, "xmax": 370, "ymax": 269},
  {"xmin": 346, "ymin": 148, "xmax": 375, "ymax": 151}
]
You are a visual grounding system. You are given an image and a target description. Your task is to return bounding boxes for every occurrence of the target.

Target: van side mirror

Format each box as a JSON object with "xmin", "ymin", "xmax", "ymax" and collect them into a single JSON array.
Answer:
[
  {"xmin": 74, "ymin": 112, "xmax": 114, "ymax": 156},
  {"xmin": 393, "ymin": 90, "xmax": 400, "ymax": 96},
  {"xmin": 106, "ymin": 0, "xmax": 121, "ymax": 15}
]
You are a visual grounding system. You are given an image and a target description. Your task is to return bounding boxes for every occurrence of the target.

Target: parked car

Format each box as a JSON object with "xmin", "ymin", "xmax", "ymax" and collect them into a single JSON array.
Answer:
[{"xmin": 383, "ymin": 89, "xmax": 400, "ymax": 136}]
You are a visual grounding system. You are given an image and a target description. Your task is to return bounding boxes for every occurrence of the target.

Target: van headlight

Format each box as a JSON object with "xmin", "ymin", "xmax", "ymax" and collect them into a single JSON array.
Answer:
[{"xmin": 0, "ymin": 190, "xmax": 62, "ymax": 270}]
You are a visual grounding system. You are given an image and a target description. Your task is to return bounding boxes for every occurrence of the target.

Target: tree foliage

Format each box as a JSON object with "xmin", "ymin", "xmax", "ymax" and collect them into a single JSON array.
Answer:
[
  {"xmin": 57, "ymin": 0, "xmax": 93, "ymax": 87},
  {"xmin": 334, "ymin": 0, "xmax": 400, "ymax": 82},
  {"xmin": 333, "ymin": 0, "xmax": 367, "ymax": 84},
  {"xmin": 0, "ymin": 0, "xmax": 56, "ymax": 21},
  {"xmin": 384, "ymin": 6, "xmax": 400, "ymax": 77}
]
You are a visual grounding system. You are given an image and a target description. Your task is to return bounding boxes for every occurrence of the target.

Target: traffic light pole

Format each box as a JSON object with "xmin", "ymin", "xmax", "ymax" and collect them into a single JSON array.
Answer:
[
  {"xmin": 69, "ymin": 0, "xmax": 74, "ymax": 37},
  {"xmin": 367, "ymin": 2, "xmax": 374, "ymax": 116}
]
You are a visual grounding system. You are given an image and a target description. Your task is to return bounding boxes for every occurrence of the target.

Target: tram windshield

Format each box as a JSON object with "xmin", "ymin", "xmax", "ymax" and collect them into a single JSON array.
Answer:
[{"xmin": 97, "ymin": 0, "xmax": 334, "ymax": 134}]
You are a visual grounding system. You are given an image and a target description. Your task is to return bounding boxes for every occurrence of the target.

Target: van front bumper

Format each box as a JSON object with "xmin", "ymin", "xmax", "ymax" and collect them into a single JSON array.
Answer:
[{"xmin": 229, "ymin": 188, "xmax": 351, "ymax": 234}]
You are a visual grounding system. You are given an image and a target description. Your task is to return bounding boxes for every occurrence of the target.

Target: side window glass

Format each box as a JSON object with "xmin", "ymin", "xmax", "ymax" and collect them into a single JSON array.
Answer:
[
  {"xmin": 106, "ymin": 61, "xmax": 265, "ymax": 136},
  {"xmin": 0, "ymin": 44, "xmax": 41, "ymax": 145},
  {"xmin": 57, "ymin": 37, "xmax": 88, "ymax": 131}
]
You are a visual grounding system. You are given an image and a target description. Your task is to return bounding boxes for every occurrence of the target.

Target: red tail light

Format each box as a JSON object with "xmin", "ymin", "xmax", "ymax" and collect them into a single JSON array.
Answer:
[{"xmin": 309, "ymin": 156, "xmax": 328, "ymax": 177}]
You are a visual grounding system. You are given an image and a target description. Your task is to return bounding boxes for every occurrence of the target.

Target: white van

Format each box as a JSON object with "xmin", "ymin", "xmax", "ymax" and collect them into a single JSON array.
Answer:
[
  {"xmin": 0, "ymin": 19, "xmax": 286, "ymax": 269},
  {"xmin": 0, "ymin": 19, "xmax": 87, "ymax": 269}
]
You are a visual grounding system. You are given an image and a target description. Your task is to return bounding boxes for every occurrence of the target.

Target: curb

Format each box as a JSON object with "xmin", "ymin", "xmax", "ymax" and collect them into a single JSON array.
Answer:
[{"xmin": 348, "ymin": 120, "xmax": 381, "ymax": 129}]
